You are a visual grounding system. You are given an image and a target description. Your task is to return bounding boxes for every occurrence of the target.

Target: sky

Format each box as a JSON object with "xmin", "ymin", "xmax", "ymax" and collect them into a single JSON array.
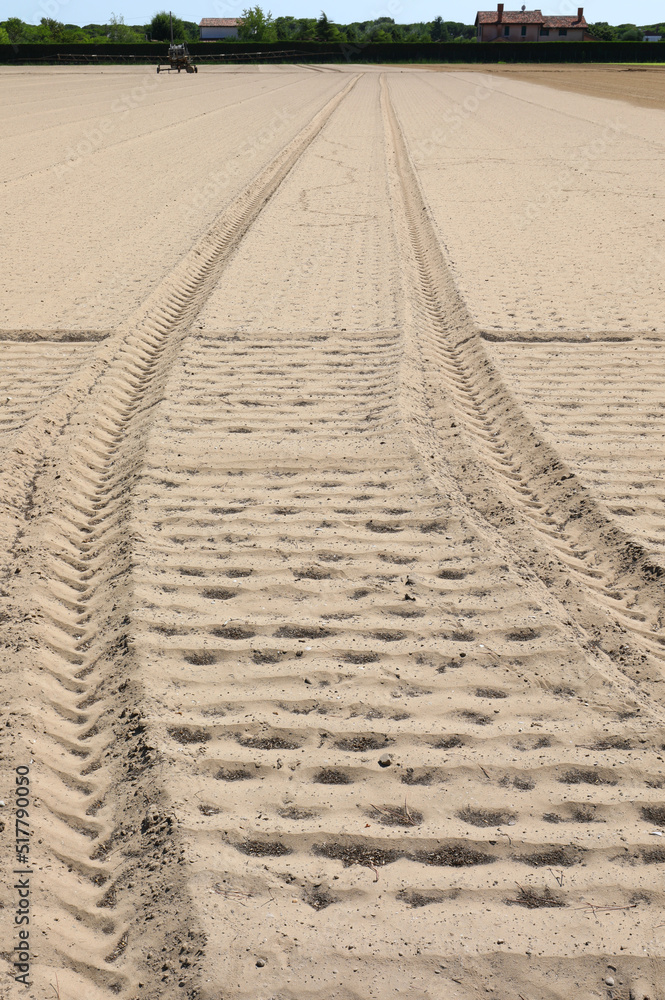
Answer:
[{"xmin": 5, "ymin": 0, "xmax": 663, "ymax": 28}]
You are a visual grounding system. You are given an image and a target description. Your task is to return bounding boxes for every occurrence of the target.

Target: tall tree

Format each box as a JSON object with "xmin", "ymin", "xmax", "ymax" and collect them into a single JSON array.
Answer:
[
  {"xmin": 108, "ymin": 13, "xmax": 144, "ymax": 42},
  {"xmin": 588, "ymin": 21, "xmax": 614, "ymax": 39},
  {"xmin": 4, "ymin": 16, "xmax": 24, "ymax": 41},
  {"xmin": 430, "ymin": 15, "xmax": 445, "ymax": 40},
  {"xmin": 316, "ymin": 11, "xmax": 343, "ymax": 41},
  {"xmin": 150, "ymin": 11, "xmax": 186, "ymax": 42},
  {"xmin": 238, "ymin": 6, "xmax": 277, "ymax": 41},
  {"xmin": 40, "ymin": 17, "xmax": 65, "ymax": 39}
]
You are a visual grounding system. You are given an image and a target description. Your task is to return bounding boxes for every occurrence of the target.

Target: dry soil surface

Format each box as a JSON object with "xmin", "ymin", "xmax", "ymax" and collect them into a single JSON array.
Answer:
[
  {"xmin": 435, "ymin": 64, "xmax": 665, "ymax": 113},
  {"xmin": 1, "ymin": 65, "xmax": 665, "ymax": 1000}
]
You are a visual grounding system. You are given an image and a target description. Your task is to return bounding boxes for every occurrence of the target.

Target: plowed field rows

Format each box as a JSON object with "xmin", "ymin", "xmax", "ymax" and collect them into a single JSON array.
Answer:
[
  {"xmin": 1, "ymin": 65, "xmax": 664, "ymax": 1000},
  {"xmin": 1, "ymin": 67, "xmax": 347, "ymax": 331},
  {"xmin": 488, "ymin": 340, "xmax": 665, "ymax": 564},
  {"xmin": 136, "ymin": 327, "xmax": 665, "ymax": 1000},
  {"xmin": 0, "ymin": 340, "xmax": 100, "ymax": 436}
]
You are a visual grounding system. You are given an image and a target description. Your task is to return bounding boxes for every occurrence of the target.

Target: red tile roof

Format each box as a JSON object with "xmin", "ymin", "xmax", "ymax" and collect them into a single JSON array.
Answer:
[
  {"xmin": 199, "ymin": 17, "xmax": 241, "ymax": 27},
  {"xmin": 475, "ymin": 8, "xmax": 587, "ymax": 26},
  {"xmin": 543, "ymin": 13, "xmax": 587, "ymax": 26},
  {"xmin": 476, "ymin": 9, "xmax": 544, "ymax": 23}
]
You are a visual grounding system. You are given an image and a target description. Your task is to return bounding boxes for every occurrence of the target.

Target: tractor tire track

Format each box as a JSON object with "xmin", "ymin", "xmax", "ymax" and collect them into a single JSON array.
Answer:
[
  {"xmin": 381, "ymin": 73, "xmax": 665, "ymax": 697},
  {"xmin": 4, "ymin": 73, "xmax": 358, "ymax": 998}
]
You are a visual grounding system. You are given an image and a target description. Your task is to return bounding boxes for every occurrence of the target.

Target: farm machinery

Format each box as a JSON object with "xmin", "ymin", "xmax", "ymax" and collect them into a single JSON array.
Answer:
[{"xmin": 156, "ymin": 12, "xmax": 198, "ymax": 73}]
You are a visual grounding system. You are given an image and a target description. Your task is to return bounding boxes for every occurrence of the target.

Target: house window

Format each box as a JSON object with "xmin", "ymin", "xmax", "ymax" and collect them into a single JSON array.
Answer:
[
  {"xmin": 540, "ymin": 26, "xmax": 549, "ymax": 34},
  {"xmin": 559, "ymin": 27, "xmax": 567, "ymax": 35},
  {"xmin": 521, "ymin": 24, "xmax": 527, "ymax": 35},
  {"xmin": 504, "ymin": 24, "xmax": 510, "ymax": 35}
]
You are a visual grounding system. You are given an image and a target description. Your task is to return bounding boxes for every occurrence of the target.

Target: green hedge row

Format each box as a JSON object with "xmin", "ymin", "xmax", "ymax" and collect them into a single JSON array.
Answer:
[
  {"xmin": 1, "ymin": 40, "xmax": 663, "ymax": 63},
  {"xmin": 0, "ymin": 41, "xmax": 167, "ymax": 58}
]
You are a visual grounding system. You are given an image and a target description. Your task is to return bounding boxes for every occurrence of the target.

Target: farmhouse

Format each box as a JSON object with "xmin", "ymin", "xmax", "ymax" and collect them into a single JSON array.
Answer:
[
  {"xmin": 475, "ymin": 4, "xmax": 589, "ymax": 41},
  {"xmin": 199, "ymin": 17, "xmax": 242, "ymax": 39}
]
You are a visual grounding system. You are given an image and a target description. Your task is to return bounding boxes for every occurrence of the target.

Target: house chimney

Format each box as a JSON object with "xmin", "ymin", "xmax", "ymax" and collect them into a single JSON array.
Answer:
[
  {"xmin": 497, "ymin": 3, "xmax": 504, "ymax": 21},
  {"xmin": 577, "ymin": 6, "xmax": 583, "ymax": 19}
]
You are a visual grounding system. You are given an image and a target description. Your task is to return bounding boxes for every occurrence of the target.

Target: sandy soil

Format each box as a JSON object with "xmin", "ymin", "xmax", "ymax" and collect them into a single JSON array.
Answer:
[
  {"xmin": 432, "ymin": 64, "xmax": 665, "ymax": 113},
  {"xmin": 0, "ymin": 66, "xmax": 346, "ymax": 330},
  {"xmin": 390, "ymin": 69, "xmax": 665, "ymax": 333},
  {"xmin": 487, "ymin": 340, "xmax": 665, "ymax": 563},
  {"xmin": 1, "ymin": 65, "xmax": 665, "ymax": 1000}
]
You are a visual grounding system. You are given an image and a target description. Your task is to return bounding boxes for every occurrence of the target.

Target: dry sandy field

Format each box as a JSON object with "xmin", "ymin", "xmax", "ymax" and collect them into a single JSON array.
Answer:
[
  {"xmin": 432, "ymin": 63, "xmax": 665, "ymax": 112},
  {"xmin": 1, "ymin": 63, "xmax": 665, "ymax": 1000}
]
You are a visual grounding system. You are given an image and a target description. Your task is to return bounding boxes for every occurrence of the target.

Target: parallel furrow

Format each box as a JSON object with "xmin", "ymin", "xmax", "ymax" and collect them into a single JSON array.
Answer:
[
  {"xmin": 134, "ymin": 331, "xmax": 665, "ymax": 999},
  {"xmin": 486, "ymin": 340, "xmax": 665, "ymax": 562}
]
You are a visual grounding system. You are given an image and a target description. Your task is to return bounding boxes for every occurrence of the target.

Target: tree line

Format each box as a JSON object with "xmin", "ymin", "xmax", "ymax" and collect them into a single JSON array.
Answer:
[
  {"xmin": 587, "ymin": 21, "xmax": 664, "ymax": 41},
  {"xmin": 238, "ymin": 10, "xmax": 476, "ymax": 43},
  {"xmin": 0, "ymin": 13, "xmax": 198, "ymax": 44},
  {"xmin": 0, "ymin": 11, "xmax": 476, "ymax": 44},
  {"xmin": 0, "ymin": 9, "xmax": 663, "ymax": 46},
  {"xmin": 235, "ymin": 8, "xmax": 664, "ymax": 43}
]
